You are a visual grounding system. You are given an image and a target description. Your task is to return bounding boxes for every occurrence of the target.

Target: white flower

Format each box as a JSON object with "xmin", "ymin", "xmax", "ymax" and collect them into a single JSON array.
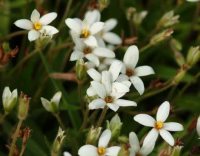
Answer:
[
  {"xmin": 97, "ymin": 18, "xmax": 122, "ymax": 45},
  {"xmin": 88, "ymin": 71, "xmax": 136, "ymax": 112},
  {"xmin": 78, "ymin": 129, "xmax": 120, "ymax": 156},
  {"xmin": 70, "ymin": 32, "xmax": 115, "ymax": 66},
  {"xmin": 41, "ymin": 91, "xmax": 62, "ymax": 113},
  {"xmin": 63, "ymin": 152, "xmax": 72, "ymax": 156},
  {"xmin": 197, "ymin": 116, "xmax": 200, "ymax": 138},
  {"xmin": 65, "ymin": 10, "xmax": 104, "ymax": 47},
  {"xmin": 119, "ymin": 45, "xmax": 155, "ymax": 95},
  {"xmin": 14, "ymin": 9, "xmax": 58, "ymax": 41},
  {"xmin": 129, "ymin": 132, "xmax": 155, "ymax": 156},
  {"xmin": 134, "ymin": 101, "xmax": 183, "ymax": 146},
  {"xmin": 2, "ymin": 86, "xmax": 18, "ymax": 113},
  {"xmin": 186, "ymin": 0, "xmax": 200, "ymax": 2}
]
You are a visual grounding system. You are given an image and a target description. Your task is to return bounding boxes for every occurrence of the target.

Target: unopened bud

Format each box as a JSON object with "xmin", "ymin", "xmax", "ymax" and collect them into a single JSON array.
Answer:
[
  {"xmin": 106, "ymin": 114, "xmax": 123, "ymax": 139},
  {"xmin": 86, "ymin": 126, "xmax": 102, "ymax": 144},
  {"xmin": 2, "ymin": 86, "xmax": 18, "ymax": 114},
  {"xmin": 157, "ymin": 10, "xmax": 179, "ymax": 28},
  {"xmin": 52, "ymin": 127, "xmax": 66, "ymax": 154},
  {"xmin": 173, "ymin": 67, "xmax": 187, "ymax": 84},
  {"xmin": 98, "ymin": 0, "xmax": 110, "ymax": 11},
  {"xmin": 133, "ymin": 11, "xmax": 148, "ymax": 26},
  {"xmin": 76, "ymin": 59, "xmax": 87, "ymax": 81},
  {"xmin": 18, "ymin": 92, "xmax": 30, "ymax": 120},
  {"xmin": 150, "ymin": 29, "xmax": 173, "ymax": 45},
  {"xmin": 186, "ymin": 46, "xmax": 200, "ymax": 67},
  {"xmin": 126, "ymin": 7, "xmax": 136, "ymax": 21}
]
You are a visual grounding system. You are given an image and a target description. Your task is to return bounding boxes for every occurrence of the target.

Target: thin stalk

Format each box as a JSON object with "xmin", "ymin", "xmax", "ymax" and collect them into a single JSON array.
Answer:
[
  {"xmin": 80, "ymin": 107, "xmax": 89, "ymax": 130},
  {"xmin": 78, "ymin": 81, "xmax": 84, "ymax": 114},
  {"xmin": 8, "ymin": 119, "xmax": 23, "ymax": 156},
  {"xmin": 0, "ymin": 113, "xmax": 7, "ymax": 125},
  {"xmin": 54, "ymin": 113, "xmax": 66, "ymax": 130},
  {"xmin": 140, "ymin": 43, "xmax": 152, "ymax": 53},
  {"xmin": 96, "ymin": 107, "xmax": 108, "ymax": 128},
  {"xmin": 0, "ymin": 30, "xmax": 27, "ymax": 42}
]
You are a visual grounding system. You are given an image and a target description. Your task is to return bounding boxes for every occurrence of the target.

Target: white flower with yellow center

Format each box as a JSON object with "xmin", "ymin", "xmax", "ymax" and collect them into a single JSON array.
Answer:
[
  {"xmin": 129, "ymin": 132, "xmax": 155, "ymax": 156},
  {"xmin": 65, "ymin": 10, "xmax": 104, "ymax": 47},
  {"xmin": 70, "ymin": 32, "xmax": 115, "ymax": 66},
  {"xmin": 119, "ymin": 45, "xmax": 155, "ymax": 95},
  {"xmin": 63, "ymin": 152, "xmax": 72, "ymax": 156},
  {"xmin": 197, "ymin": 116, "xmax": 200, "ymax": 139},
  {"xmin": 78, "ymin": 129, "xmax": 120, "ymax": 156},
  {"xmin": 134, "ymin": 101, "xmax": 183, "ymax": 146},
  {"xmin": 88, "ymin": 71, "xmax": 136, "ymax": 112},
  {"xmin": 14, "ymin": 9, "xmax": 58, "ymax": 41}
]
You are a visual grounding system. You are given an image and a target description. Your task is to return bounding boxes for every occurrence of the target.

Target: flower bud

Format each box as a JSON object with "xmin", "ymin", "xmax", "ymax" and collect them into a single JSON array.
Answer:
[
  {"xmin": 76, "ymin": 59, "xmax": 87, "ymax": 81},
  {"xmin": 52, "ymin": 127, "xmax": 66, "ymax": 154},
  {"xmin": 157, "ymin": 10, "xmax": 179, "ymax": 28},
  {"xmin": 197, "ymin": 116, "xmax": 200, "ymax": 138},
  {"xmin": 150, "ymin": 29, "xmax": 173, "ymax": 45},
  {"xmin": 41, "ymin": 91, "xmax": 62, "ymax": 113},
  {"xmin": 98, "ymin": 0, "xmax": 110, "ymax": 11},
  {"xmin": 126, "ymin": 7, "xmax": 136, "ymax": 21},
  {"xmin": 2, "ymin": 86, "xmax": 18, "ymax": 114},
  {"xmin": 86, "ymin": 126, "xmax": 102, "ymax": 144},
  {"xmin": 186, "ymin": 46, "xmax": 200, "ymax": 67},
  {"xmin": 133, "ymin": 10, "xmax": 148, "ymax": 26},
  {"xmin": 18, "ymin": 92, "xmax": 30, "ymax": 120},
  {"xmin": 173, "ymin": 67, "xmax": 187, "ymax": 84},
  {"xmin": 106, "ymin": 114, "xmax": 123, "ymax": 139},
  {"xmin": 171, "ymin": 146, "xmax": 183, "ymax": 156}
]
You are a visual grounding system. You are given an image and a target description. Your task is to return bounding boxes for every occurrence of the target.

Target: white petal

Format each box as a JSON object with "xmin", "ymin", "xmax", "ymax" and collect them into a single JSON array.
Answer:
[
  {"xmin": 140, "ymin": 138, "xmax": 155, "ymax": 156},
  {"xmin": 39, "ymin": 12, "xmax": 57, "ymax": 25},
  {"xmin": 70, "ymin": 51, "xmax": 84, "ymax": 61},
  {"xmin": 41, "ymin": 97, "xmax": 51, "ymax": 112},
  {"xmin": 106, "ymin": 146, "xmax": 121, "ymax": 156},
  {"xmin": 93, "ymin": 47, "xmax": 115, "ymax": 58},
  {"xmin": 159, "ymin": 129, "xmax": 175, "ymax": 146},
  {"xmin": 104, "ymin": 18, "xmax": 117, "ymax": 32},
  {"xmin": 164, "ymin": 122, "xmax": 184, "ymax": 131},
  {"xmin": 78, "ymin": 145, "xmax": 98, "ymax": 156},
  {"xmin": 31, "ymin": 9, "xmax": 40, "ymax": 23},
  {"xmin": 84, "ymin": 10, "xmax": 101, "ymax": 25},
  {"xmin": 107, "ymin": 103, "xmax": 120, "ymax": 112},
  {"xmin": 14, "ymin": 19, "xmax": 33, "ymax": 30},
  {"xmin": 197, "ymin": 116, "xmax": 200, "ymax": 137},
  {"xmin": 143, "ymin": 128, "xmax": 159, "ymax": 146},
  {"xmin": 134, "ymin": 114, "xmax": 155, "ymax": 127},
  {"xmin": 112, "ymin": 82, "xmax": 129, "ymax": 93},
  {"xmin": 87, "ymin": 68, "xmax": 101, "ymax": 81},
  {"xmin": 130, "ymin": 76, "xmax": 145, "ymax": 95},
  {"xmin": 42, "ymin": 25, "xmax": 59, "ymax": 35},
  {"xmin": 109, "ymin": 60, "xmax": 123, "ymax": 81},
  {"xmin": 87, "ymin": 86, "xmax": 96, "ymax": 96},
  {"xmin": 102, "ymin": 71, "xmax": 112, "ymax": 94},
  {"xmin": 89, "ymin": 99, "xmax": 106, "ymax": 110},
  {"xmin": 116, "ymin": 74, "xmax": 129, "ymax": 82},
  {"xmin": 84, "ymin": 36, "xmax": 98, "ymax": 47},
  {"xmin": 90, "ymin": 22, "xmax": 104, "ymax": 35},
  {"xmin": 51, "ymin": 91, "xmax": 62, "ymax": 106},
  {"xmin": 11, "ymin": 89, "xmax": 18, "ymax": 99},
  {"xmin": 123, "ymin": 45, "xmax": 139, "ymax": 68},
  {"xmin": 115, "ymin": 99, "xmax": 137, "ymax": 107},
  {"xmin": 98, "ymin": 129, "xmax": 111, "ymax": 147},
  {"xmin": 96, "ymin": 37, "xmax": 106, "ymax": 47},
  {"xmin": 103, "ymin": 32, "xmax": 122, "ymax": 45},
  {"xmin": 91, "ymin": 81, "xmax": 106, "ymax": 98},
  {"xmin": 65, "ymin": 18, "xmax": 81, "ymax": 34},
  {"xmin": 156, "ymin": 101, "xmax": 170, "ymax": 122},
  {"xmin": 129, "ymin": 132, "xmax": 140, "ymax": 152},
  {"xmin": 28, "ymin": 30, "xmax": 40, "ymax": 41},
  {"xmin": 85, "ymin": 53, "xmax": 99, "ymax": 66},
  {"xmin": 135, "ymin": 66, "xmax": 155, "ymax": 77},
  {"xmin": 63, "ymin": 152, "xmax": 72, "ymax": 156}
]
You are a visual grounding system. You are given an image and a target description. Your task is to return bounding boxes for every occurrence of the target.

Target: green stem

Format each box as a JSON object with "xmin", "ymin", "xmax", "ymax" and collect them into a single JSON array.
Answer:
[
  {"xmin": 140, "ymin": 43, "xmax": 152, "ymax": 53},
  {"xmin": 0, "ymin": 30, "xmax": 27, "ymax": 42},
  {"xmin": 54, "ymin": 113, "xmax": 66, "ymax": 130},
  {"xmin": 8, "ymin": 119, "xmax": 23, "ymax": 156},
  {"xmin": 80, "ymin": 107, "xmax": 89, "ymax": 130},
  {"xmin": 0, "ymin": 113, "xmax": 7, "ymax": 125},
  {"xmin": 96, "ymin": 107, "xmax": 108, "ymax": 128},
  {"xmin": 78, "ymin": 81, "xmax": 84, "ymax": 114}
]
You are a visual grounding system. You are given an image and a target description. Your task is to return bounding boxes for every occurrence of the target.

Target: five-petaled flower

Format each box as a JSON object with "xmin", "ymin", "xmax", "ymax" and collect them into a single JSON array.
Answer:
[
  {"xmin": 78, "ymin": 129, "xmax": 121, "ymax": 156},
  {"xmin": 14, "ymin": 9, "xmax": 58, "ymax": 41},
  {"xmin": 134, "ymin": 101, "xmax": 183, "ymax": 146}
]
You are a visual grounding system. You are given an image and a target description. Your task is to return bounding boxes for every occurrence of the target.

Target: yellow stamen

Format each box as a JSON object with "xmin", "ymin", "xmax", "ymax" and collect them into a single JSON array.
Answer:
[
  {"xmin": 80, "ymin": 28, "xmax": 90, "ymax": 38},
  {"xmin": 155, "ymin": 121, "xmax": 164, "ymax": 130},
  {"xmin": 34, "ymin": 22, "xmax": 42, "ymax": 30},
  {"xmin": 97, "ymin": 147, "xmax": 106, "ymax": 155}
]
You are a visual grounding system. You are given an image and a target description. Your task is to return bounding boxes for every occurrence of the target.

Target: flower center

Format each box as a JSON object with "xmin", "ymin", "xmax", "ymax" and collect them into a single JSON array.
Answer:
[
  {"xmin": 97, "ymin": 147, "xmax": 106, "ymax": 156},
  {"xmin": 104, "ymin": 96, "xmax": 113, "ymax": 103},
  {"xmin": 126, "ymin": 68, "xmax": 134, "ymax": 77},
  {"xmin": 34, "ymin": 22, "xmax": 42, "ymax": 30},
  {"xmin": 83, "ymin": 47, "xmax": 92, "ymax": 54},
  {"xmin": 80, "ymin": 28, "xmax": 90, "ymax": 38},
  {"xmin": 155, "ymin": 121, "xmax": 164, "ymax": 130}
]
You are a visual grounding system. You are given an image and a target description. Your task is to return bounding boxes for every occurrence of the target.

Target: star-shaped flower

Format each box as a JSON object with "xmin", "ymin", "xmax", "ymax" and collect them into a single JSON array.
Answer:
[
  {"xmin": 134, "ymin": 101, "xmax": 183, "ymax": 146},
  {"xmin": 78, "ymin": 129, "xmax": 121, "ymax": 156},
  {"xmin": 119, "ymin": 45, "xmax": 155, "ymax": 95},
  {"xmin": 14, "ymin": 9, "xmax": 58, "ymax": 41}
]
